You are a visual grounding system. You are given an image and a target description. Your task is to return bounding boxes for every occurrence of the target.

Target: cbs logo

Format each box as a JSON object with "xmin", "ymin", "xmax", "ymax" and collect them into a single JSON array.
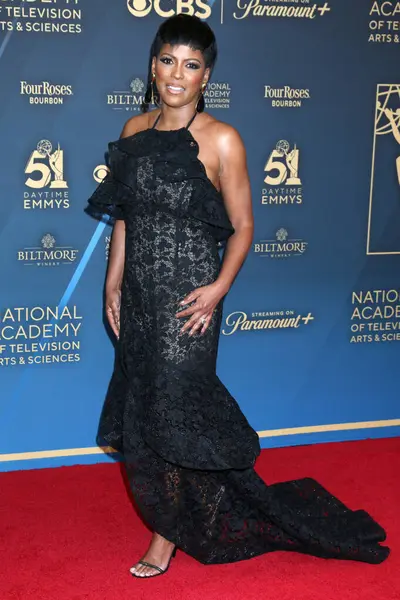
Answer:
[
  {"xmin": 93, "ymin": 165, "xmax": 110, "ymax": 183},
  {"xmin": 127, "ymin": 0, "xmax": 212, "ymax": 19}
]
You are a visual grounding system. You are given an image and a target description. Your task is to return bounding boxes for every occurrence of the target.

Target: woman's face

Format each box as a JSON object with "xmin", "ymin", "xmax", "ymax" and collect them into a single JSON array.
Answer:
[{"xmin": 152, "ymin": 44, "xmax": 209, "ymax": 107}]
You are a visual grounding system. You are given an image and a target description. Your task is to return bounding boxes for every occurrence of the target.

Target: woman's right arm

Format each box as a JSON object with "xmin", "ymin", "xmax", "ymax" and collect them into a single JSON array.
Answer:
[
  {"xmin": 105, "ymin": 219, "xmax": 125, "ymax": 338},
  {"xmin": 105, "ymin": 112, "xmax": 151, "ymax": 337}
]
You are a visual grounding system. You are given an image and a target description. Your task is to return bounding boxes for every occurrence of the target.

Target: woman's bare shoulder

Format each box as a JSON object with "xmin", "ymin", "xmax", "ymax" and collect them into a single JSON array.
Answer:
[
  {"xmin": 199, "ymin": 113, "xmax": 243, "ymax": 146},
  {"xmin": 119, "ymin": 109, "xmax": 160, "ymax": 139},
  {"xmin": 198, "ymin": 113, "xmax": 245, "ymax": 158}
]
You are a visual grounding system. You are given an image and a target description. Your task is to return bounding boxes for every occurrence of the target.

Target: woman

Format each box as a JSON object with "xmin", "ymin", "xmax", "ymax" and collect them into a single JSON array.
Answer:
[{"xmin": 87, "ymin": 14, "xmax": 389, "ymax": 578}]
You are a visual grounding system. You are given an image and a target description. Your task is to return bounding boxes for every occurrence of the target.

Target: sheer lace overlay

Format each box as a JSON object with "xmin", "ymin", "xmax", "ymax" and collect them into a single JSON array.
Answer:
[{"xmin": 87, "ymin": 126, "xmax": 390, "ymax": 566}]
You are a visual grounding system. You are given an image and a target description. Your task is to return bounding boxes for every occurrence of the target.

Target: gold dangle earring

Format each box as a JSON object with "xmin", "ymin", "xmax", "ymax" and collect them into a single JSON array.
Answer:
[
  {"xmin": 151, "ymin": 72, "xmax": 156, "ymax": 105},
  {"xmin": 196, "ymin": 81, "xmax": 207, "ymax": 111}
]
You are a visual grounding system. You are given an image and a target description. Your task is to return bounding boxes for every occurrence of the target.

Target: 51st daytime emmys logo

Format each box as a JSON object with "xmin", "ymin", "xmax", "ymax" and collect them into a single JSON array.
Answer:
[
  {"xmin": 24, "ymin": 139, "xmax": 69, "ymax": 210},
  {"xmin": 0, "ymin": 305, "xmax": 82, "ymax": 367},
  {"xmin": 261, "ymin": 140, "xmax": 303, "ymax": 206},
  {"xmin": 0, "ymin": 0, "xmax": 83, "ymax": 35},
  {"xmin": 222, "ymin": 309, "xmax": 314, "ymax": 335}
]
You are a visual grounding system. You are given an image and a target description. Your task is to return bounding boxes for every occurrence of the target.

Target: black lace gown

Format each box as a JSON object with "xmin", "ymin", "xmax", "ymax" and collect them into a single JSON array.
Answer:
[{"xmin": 87, "ymin": 113, "xmax": 390, "ymax": 565}]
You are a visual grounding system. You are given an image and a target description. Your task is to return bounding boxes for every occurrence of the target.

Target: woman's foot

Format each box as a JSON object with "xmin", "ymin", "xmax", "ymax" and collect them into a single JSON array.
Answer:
[{"xmin": 130, "ymin": 532, "xmax": 176, "ymax": 577}]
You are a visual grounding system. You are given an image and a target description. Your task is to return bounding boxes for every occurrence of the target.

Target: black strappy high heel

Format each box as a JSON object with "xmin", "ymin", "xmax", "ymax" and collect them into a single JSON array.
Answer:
[{"xmin": 130, "ymin": 546, "xmax": 177, "ymax": 578}]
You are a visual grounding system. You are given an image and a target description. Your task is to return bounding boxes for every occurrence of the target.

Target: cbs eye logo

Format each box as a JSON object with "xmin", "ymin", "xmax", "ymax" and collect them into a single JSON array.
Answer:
[
  {"xmin": 93, "ymin": 165, "xmax": 110, "ymax": 183},
  {"xmin": 127, "ymin": 0, "xmax": 212, "ymax": 19}
]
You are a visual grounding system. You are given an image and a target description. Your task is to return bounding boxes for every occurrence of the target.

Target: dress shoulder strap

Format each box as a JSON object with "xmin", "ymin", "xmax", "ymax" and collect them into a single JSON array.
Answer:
[
  {"xmin": 186, "ymin": 111, "xmax": 198, "ymax": 129},
  {"xmin": 151, "ymin": 110, "xmax": 197, "ymax": 130},
  {"xmin": 151, "ymin": 112, "xmax": 162, "ymax": 129}
]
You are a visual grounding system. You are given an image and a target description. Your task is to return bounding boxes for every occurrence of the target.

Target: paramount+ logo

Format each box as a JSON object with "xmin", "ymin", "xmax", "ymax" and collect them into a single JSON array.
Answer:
[{"xmin": 127, "ymin": 0, "xmax": 212, "ymax": 18}]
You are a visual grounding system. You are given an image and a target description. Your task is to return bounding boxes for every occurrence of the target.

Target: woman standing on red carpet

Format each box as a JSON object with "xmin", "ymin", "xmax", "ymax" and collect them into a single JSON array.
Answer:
[{"xmin": 87, "ymin": 14, "xmax": 390, "ymax": 578}]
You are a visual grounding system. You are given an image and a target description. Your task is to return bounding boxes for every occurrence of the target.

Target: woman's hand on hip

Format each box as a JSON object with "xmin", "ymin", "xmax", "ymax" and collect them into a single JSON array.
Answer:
[
  {"xmin": 106, "ymin": 288, "xmax": 121, "ymax": 339},
  {"xmin": 175, "ymin": 281, "xmax": 228, "ymax": 336}
]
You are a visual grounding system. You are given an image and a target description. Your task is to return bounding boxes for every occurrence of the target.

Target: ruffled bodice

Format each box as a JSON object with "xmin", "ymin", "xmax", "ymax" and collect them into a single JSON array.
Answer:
[
  {"xmin": 89, "ymin": 121, "xmax": 259, "ymax": 472},
  {"xmin": 87, "ymin": 126, "xmax": 235, "ymax": 245}
]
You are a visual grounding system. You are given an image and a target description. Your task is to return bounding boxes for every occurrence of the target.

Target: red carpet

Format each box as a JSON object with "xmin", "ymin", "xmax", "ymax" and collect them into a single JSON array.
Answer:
[{"xmin": 1, "ymin": 437, "xmax": 398, "ymax": 600}]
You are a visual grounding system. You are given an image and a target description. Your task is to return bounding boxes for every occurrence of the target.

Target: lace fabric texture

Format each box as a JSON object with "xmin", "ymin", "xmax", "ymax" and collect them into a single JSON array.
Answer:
[{"xmin": 87, "ymin": 126, "xmax": 390, "ymax": 565}]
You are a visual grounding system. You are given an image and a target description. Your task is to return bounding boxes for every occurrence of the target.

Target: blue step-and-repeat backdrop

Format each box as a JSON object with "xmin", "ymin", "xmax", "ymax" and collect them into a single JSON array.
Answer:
[{"xmin": 1, "ymin": 0, "xmax": 399, "ymax": 471}]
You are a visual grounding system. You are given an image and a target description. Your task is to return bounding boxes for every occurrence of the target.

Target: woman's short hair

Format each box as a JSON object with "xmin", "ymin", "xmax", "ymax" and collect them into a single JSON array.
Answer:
[{"xmin": 142, "ymin": 14, "xmax": 217, "ymax": 113}]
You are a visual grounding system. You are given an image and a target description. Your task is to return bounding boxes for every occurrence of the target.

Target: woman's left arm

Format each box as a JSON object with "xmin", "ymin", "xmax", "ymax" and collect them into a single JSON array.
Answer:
[
  {"xmin": 213, "ymin": 125, "xmax": 254, "ymax": 295},
  {"xmin": 176, "ymin": 125, "xmax": 254, "ymax": 336}
]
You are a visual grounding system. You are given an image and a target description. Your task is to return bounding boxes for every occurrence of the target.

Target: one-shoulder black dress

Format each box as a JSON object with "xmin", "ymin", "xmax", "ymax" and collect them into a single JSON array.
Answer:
[{"xmin": 87, "ymin": 112, "xmax": 390, "ymax": 565}]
